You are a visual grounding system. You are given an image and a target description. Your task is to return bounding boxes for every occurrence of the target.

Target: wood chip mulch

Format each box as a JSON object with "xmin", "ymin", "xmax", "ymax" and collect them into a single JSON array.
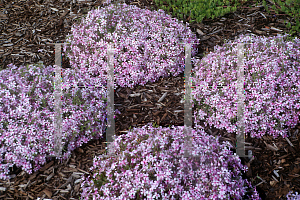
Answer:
[{"xmin": 0, "ymin": 0, "xmax": 300, "ymax": 199}]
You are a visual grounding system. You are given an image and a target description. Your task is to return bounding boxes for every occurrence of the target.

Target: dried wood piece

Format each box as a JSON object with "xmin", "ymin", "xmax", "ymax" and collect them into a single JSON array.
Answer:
[
  {"xmin": 264, "ymin": 141, "xmax": 279, "ymax": 151},
  {"xmin": 270, "ymin": 26, "xmax": 283, "ymax": 32},
  {"xmin": 158, "ymin": 92, "xmax": 168, "ymax": 102},
  {"xmin": 273, "ymin": 170, "xmax": 280, "ymax": 178},
  {"xmin": 285, "ymin": 137, "xmax": 294, "ymax": 147}
]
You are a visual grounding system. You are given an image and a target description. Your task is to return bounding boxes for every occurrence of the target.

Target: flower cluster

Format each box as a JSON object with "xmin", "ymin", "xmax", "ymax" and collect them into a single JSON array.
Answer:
[
  {"xmin": 191, "ymin": 33, "xmax": 300, "ymax": 139},
  {"xmin": 2, "ymin": 1, "xmax": 299, "ymax": 199},
  {"xmin": 80, "ymin": 124, "xmax": 260, "ymax": 199},
  {"xmin": 0, "ymin": 62, "xmax": 108, "ymax": 180},
  {"xmin": 62, "ymin": 2, "xmax": 199, "ymax": 90},
  {"xmin": 287, "ymin": 191, "xmax": 300, "ymax": 200}
]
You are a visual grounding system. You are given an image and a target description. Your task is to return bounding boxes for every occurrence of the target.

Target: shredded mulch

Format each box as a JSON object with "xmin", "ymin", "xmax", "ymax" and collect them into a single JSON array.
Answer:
[{"xmin": 0, "ymin": 0, "xmax": 300, "ymax": 199}]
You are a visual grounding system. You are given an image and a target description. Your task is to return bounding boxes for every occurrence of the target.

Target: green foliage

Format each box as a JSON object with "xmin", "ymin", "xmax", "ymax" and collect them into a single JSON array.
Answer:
[
  {"xmin": 1, "ymin": 121, "xmax": 9, "ymax": 131},
  {"xmin": 152, "ymin": 0, "xmax": 299, "ymax": 41},
  {"xmin": 153, "ymin": 0, "xmax": 248, "ymax": 24},
  {"xmin": 261, "ymin": 0, "xmax": 300, "ymax": 41},
  {"xmin": 40, "ymin": 97, "xmax": 48, "ymax": 109},
  {"xmin": 72, "ymin": 89, "xmax": 83, "ymax": 106},
  {"xmin": 152, "ymin": 121, "xmax": 160, "ymax": 128},
  {"xmin": 128, "ymin": 125, "xmax": 134, "ymax": 132},
  {"xmin": 93, "ymin": 171, "xmax": 111, "ymax": 196}
]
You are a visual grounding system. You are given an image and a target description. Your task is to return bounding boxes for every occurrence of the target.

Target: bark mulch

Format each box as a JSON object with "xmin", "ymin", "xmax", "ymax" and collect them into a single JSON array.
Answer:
[{"xmin": 0, "ymin": 0, "xmax": 300, "ymax": 199}]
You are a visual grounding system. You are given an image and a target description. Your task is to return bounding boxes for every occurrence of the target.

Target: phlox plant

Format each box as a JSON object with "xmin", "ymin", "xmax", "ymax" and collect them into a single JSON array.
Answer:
[
  {"xmin": 0, "ymin": 62, "xmax": 109, "ymax": 180},
  {"xmin": 190, "ymin": 33, "xmax": 300, "ymax": 139},
  {"xmin": 62, "ymin": 2, "xmax": 199, "ymax": 91},
  {"xmin": 80, "ymin": 124, "xmax": 260, "ymax": 200}
]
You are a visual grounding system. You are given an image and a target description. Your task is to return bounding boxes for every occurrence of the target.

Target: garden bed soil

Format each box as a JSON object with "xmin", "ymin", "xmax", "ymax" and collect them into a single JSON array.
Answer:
[{"xmin": 0, "ymin": 0, "xmax": 300, "ymax": 199}]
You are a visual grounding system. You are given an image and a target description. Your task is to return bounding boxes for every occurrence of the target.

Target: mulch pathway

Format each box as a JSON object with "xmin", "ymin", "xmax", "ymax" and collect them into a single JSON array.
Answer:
[{"xmin": 0, "ymin": 0, "xmax": 300, "ymax": 199}]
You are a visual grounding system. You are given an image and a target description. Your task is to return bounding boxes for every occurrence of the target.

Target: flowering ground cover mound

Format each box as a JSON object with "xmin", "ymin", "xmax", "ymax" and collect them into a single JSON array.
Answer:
[
  {"xmin": 0, "ymin": 0, "xmax": 298, "ymax": 199},
  {"xmin": 80, "ymin": 124, "xmax": 260, "ymax": 200},
  {"xmin": 191, "ymin": 33, "xmax": 300, "ymax": 139},
  {"xmin": 0, "ymin": 62, "xmax": 109, "ymax": 180},
  {"xmin": 62, "ymin": 2, "xmax": 199, "ymax": 90},
  {"xmin": 0, "ymin": 0, "xmax": 199, "ymax": 186}
]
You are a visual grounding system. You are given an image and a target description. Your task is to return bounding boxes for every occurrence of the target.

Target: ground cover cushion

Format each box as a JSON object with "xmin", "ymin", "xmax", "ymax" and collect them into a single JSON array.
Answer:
[
  {"xmin": 0, "ymin": 1, "xmax": 199, "ymax": 181},
  {"xmin": 2, "ymin": 2, "xmax": 298, "ymax": 199},
  {"xmin": 62, "ymin": 2, "xmax": 199, "ymax": 90},
  {"xmin": 0, "ymin": 63, "xmax": 108, "ymax": 180},
  {"xmin": 191, "ymin": 33, "xmax": 300, "ymax": 139},
  {"xmin": 80, "ymin": 124, "xmax": 260, "ymax": 199}
]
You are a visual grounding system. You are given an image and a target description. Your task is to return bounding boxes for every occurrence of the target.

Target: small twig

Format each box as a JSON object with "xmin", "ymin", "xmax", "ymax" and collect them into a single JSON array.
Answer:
[
  {"xmin": 272, "ymin": 175, "xmax": 279, "ymax": 182},
  {"xmin": 259, "ymin": 11, "xmax": 266, "ymax": 19},
  {"xmin": 255, "ymin": 181, "xmax": 264, "ymax": 187},
  {"xmin": 263, "ymin": 141, "xmax": 278, "ymax": 151},
  {"xmin": 285, "ymin": 137, "xmax": 294, "ymax": 147},
  {"xmin": 273, "ymin": 170, "xmax": 280, "ymax": 178}
]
